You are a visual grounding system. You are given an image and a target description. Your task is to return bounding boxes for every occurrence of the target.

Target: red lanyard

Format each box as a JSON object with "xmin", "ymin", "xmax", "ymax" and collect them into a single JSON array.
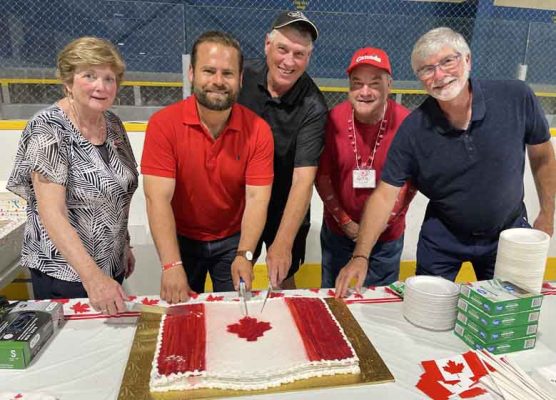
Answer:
[{"xmin": 348, "ymin": 103, "xmax": 389, "ymax": 170}]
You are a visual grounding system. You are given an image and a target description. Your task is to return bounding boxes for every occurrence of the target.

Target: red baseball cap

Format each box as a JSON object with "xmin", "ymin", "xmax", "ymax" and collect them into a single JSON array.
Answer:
[{"xmin": 346, "ymin": 47, "xmax": 392, "ymax": 76}]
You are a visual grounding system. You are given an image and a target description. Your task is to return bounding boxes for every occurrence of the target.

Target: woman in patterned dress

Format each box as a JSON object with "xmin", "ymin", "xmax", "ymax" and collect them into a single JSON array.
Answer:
[{"xmin": 7, "ymin": 37, "xmax": 138, "ymax": 315}]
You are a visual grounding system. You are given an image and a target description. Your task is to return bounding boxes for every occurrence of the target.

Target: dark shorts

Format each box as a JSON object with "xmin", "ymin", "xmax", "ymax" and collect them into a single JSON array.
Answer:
[
  {"xmin": 30, "ymin": 268, "xmax": 124, "ymax": 300},
  {"xmin": 254, "ymin": 222, "xmax": 310, "ymax": 279},
  {"xmin": 177, "ymin": 232, "xmax": 240, "ymax": 294}
]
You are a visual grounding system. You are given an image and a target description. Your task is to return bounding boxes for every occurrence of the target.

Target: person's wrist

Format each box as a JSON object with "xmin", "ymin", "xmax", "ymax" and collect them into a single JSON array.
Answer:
[
  {"xmin": 350, "ymin": 254, "xmax": 368, "ymax": 262},
  {"xmin": 162, "ymin": 260, "xmax": 183, "ymax": 271}
]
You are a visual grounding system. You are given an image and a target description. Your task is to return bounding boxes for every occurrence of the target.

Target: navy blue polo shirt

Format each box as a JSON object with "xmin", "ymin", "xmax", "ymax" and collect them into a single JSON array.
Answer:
[{"xmin": 382, "ymin": 79, "xmax": 550, "ymax": 235}]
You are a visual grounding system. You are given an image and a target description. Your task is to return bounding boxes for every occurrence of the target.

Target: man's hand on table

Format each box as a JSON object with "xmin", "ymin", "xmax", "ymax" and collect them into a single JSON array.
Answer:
[
  {"xmin": 335, "ymin": 257, "xmax": 368, "ymax": 298},
  {"xmin": 161, "ymin": 265, "xmax": 193, "ymax": 304}
]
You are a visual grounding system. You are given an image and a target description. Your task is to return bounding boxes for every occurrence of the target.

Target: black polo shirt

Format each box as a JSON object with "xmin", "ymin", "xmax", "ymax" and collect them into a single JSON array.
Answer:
[
  {"xmin": 382, "ymin": 79, "xmax": 550, "ymax": 236},
  {"xmin": 238, "ymin": 59, "xmax": 327, "ymax": 227}
]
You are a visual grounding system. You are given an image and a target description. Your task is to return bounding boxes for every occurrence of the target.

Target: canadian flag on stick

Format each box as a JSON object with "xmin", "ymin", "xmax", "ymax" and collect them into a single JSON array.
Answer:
[{"xmin": 417, "ymin": 351, "xmax": 492, "ymax": 399}]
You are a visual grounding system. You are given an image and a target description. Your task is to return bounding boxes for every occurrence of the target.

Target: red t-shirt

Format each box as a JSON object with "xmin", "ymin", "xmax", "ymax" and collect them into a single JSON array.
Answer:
[
  {"xmin": 316, "ymin": 98, "xmax": 416, "ymax": 242},
  {"xmin": 141, "ymin": 95, "xmax": 274, "ymax": 241}
]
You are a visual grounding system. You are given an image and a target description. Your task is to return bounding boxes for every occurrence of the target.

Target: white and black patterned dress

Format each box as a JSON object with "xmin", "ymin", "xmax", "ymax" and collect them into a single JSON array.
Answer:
[{"xmin": 7, "ymin": 104, "xmax": 139, "ymax": 282}]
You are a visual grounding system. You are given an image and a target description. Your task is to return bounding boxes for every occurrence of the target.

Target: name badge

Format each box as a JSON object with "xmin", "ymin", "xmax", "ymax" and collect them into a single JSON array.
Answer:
[{"xmin": 352, "ymin": 169, "xmax": 376, "ymax": 189}]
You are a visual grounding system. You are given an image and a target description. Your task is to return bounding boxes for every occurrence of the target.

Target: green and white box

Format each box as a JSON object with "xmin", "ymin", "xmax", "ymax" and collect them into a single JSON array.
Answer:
[
  {"xmin": 454, "ymin": 321, "xmax": 536, "ymax": 354},
  {"xmin": 0, "ymin": 301, "xmax": 63, "ymax": 369},
  {"xmin": 459, "ymin": 279, "xmax": 543, "ymax": 315},
  {"xmin": 456, "ymin": 311, "xmax": 538, "ymax": 343},
  {"xmin": 457, "ymin": 297, "xmax": 540, "ymax": 329}
]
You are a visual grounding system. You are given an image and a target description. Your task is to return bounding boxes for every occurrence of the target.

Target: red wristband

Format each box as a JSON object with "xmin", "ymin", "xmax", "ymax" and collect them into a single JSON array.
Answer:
[{"xmin": 162, "ymin": 260, "xmax": 183, "ymax": 271}]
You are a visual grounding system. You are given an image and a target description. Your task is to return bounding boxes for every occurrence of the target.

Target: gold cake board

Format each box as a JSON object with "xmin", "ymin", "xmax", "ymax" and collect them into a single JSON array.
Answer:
[{"xmin": 118, "ymin": 298, "xmax": 394, "ymax": 399}]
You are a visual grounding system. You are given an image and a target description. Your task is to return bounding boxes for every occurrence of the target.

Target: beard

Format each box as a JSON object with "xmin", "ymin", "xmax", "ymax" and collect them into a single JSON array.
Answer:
[
  {"xmin": 193, "ymin": 84, "xmax": 237, "ymax": 111},
  {"xmin": 428, "ymin": 68, "xmax": 470, "ymax": 102}
]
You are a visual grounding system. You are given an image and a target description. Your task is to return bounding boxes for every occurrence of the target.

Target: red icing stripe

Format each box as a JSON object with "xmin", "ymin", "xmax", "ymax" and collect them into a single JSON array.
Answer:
[
  {"xmin": 285, "ymin": 298, "xmax": 354, "ymax": 361},
  {"xmin": 156, "ymin": 303, "xmax": 206, "ymax": 375}
]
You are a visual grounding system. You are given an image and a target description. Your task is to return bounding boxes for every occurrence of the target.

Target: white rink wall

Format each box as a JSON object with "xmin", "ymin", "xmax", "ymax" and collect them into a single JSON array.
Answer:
[{"xmin": 1, "ymin": 129, "xmax": 555, "ymax": 294}]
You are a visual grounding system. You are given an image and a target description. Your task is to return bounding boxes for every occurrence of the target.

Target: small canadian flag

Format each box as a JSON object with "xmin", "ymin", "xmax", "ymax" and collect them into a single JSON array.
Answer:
[{"xmin": 417, "ymin": 351, "xmax": 492, "ymax": 399}]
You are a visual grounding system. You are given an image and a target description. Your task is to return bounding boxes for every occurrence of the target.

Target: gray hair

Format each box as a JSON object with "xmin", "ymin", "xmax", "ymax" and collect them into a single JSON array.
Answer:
[
  {"xmin": 411, "ymin": 27, "xmax": 471, "ymax": 75},
  {"xmin": 268, "ymin": 27, "xmax": 314, "ymax": 51}
]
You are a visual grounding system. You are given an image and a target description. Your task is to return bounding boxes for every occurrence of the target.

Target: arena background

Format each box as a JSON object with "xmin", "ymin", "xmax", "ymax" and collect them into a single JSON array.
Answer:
[{"xmin": 0, "ymin": 0, "xmax": 555, "ymax": 296}]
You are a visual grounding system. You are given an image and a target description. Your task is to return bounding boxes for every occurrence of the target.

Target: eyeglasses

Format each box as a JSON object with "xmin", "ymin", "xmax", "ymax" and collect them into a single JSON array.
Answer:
[{"xmin": 416, "ymin": 53, "xmax": 462, "ymax": 79}]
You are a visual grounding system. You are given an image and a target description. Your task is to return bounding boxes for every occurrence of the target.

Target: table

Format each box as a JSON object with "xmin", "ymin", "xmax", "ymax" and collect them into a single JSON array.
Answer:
[{"xmin": 1, "ymin": 288, "xmax": 554, "ymax": 400}]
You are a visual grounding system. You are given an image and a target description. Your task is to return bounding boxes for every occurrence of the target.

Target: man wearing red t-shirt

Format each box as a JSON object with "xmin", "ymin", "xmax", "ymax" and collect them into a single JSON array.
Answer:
[
  {"xmin": 141, "ymin": 31, "xmax": 274, "ymax": 303},
  {"xmin": 316, "ymin": 47, "xmax": 416, "ymax": 288}
]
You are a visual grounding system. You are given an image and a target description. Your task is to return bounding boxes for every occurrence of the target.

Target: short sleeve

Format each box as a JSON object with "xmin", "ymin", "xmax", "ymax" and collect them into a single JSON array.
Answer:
[
  {"xmin": 7, "ymin": 118, "xmax": 69, "ymax": 200},
  {"xmin": 141, "ymin": 115, "xmax": 177, "ymax": 178},
  {"xmin": 294, "ymin": 101, "xmax": 327, "ymax": 168},
  {"xmin": 523, "ymin": 83, "xmax": 550, "ymax": 145},
  {"xmin": 245, "ymin": 119, "xmax": 274, "ymax": 186},
  {"xmin": 381, "ymin": 120, "xmax": 415, "ymax": 188}
]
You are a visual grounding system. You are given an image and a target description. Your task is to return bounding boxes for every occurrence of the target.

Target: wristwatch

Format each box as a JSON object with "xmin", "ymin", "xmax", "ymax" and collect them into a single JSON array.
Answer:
[{"xmin": 236, "ymin": 250, "xmax": 254, "ymax": 261}]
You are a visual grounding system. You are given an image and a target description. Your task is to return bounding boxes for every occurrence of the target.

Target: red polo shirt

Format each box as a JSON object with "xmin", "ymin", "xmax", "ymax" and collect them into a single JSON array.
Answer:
[
  {"xmin": 141, "ymin": 95, "xmax": 274, "ymax": 241},
  {"xmin": 317, "ymin": 99, "xmax": 416, "ymax": 242}
]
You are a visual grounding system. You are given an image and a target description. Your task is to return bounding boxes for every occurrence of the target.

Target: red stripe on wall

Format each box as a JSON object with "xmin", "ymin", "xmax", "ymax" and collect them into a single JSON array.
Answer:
[
  {"xmin": 285, "ymin": 297, "xmax": 354, "ymax": 361},
  {"xmin": 156, "ymin": 303, "xmax": 206, "ymax": 375}
]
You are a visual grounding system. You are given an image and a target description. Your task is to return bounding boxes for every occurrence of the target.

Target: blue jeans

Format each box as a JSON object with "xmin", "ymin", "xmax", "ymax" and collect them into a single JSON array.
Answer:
[
  {"xmin": 320, "ymin": 223, "xmax": 403, "ymax": 288},
  {"xmin": 416, "ymin": 210, "xmax": 531, "ymax": 281},
  {"xmin": 177, "ymin": 232, "xmax": 240, "ymax": 293}
]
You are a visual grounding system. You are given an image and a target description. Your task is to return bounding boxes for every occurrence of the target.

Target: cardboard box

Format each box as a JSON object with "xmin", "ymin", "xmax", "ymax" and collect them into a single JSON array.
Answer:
[
  {"xmin": 459, "ymin": 279, "xmax": 543, "ymax": 315},
  {"xmin": 456, "ymin": 311, "xmax": 538, "ymax": 342},
  {"xmin": 454, "ymin": 321, "xmax": 536, "ymax": 354},
  {"xmin": 0, "ymin": 301, "xmax": 63, "ymax": 369},
  {"xmin": 457, "ymin": 297, "xmax": 540, "ymax": 329}
]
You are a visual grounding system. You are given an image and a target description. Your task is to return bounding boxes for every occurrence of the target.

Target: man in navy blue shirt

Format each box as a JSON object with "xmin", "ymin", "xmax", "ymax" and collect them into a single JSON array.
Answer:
[{"xmin": 335, "ymin": 27, "xmax": 556, "ymax": 297}]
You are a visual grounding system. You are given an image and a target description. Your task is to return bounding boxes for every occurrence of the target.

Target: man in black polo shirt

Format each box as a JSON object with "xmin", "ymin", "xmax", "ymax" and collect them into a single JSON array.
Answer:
[
  {"xmin": 336, "ymin": 27, "xmax": 556, "ymax": 297},
  {"xmin": 238, "ymin": 11, "xmax": 327, "ymax": 289}
]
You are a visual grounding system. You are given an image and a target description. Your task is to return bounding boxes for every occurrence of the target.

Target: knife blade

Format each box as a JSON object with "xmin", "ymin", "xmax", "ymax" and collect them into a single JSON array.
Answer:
[
  {"xmin": 239, "ymin": 278, "xmax": 249, "ymax": 316},
  {"xmin": 260, "ymin": 284, "xmax": 272, "ymax": 313},
  {"xmin": 125, "ymin": 301, "xmax": 190, "ymax": 316}
]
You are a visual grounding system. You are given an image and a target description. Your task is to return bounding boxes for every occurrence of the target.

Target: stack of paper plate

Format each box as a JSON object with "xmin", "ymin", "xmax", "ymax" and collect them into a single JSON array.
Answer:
[
  {"xmin": 494, "ymin": 228, "xmax": 550, "ymax": 294},
  {"xmin": 403, "ymin": 276, "xmax": 460, "ymax": 331}
]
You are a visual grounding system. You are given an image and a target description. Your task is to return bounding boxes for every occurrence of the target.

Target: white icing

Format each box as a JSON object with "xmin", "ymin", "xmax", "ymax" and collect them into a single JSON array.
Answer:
[{"xmin": 150, "ymin": 297, "xmax": 360, "ymax": 392}]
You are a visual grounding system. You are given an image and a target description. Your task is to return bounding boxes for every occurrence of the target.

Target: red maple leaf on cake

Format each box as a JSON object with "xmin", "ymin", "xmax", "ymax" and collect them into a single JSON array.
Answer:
[
  {"xmin": 189, "ymin": 292, "xmax": 199, "ymax": 299},
  {"xmin": 352, "ymin": 292, "xmax": 364, "ymax": 299},
  {"xmin": 15, "ymin": 394, "xmax": 23, "ymax": 399},
  {"xmin": 127, "ymin": 295, "xmax": 137, "ymax": 301},
  {"xmin": 327, "ymin": 289, "xmax": 336, "ymax": 297},
  {"xmin": 141, "ymin": 298, "xmax": 159, "ymax": 305},
  {"xmin": 252, "ymin": 290, "xmax": 261, "ymax": 297},
  {"xmin": 227, "ymin": 317, "xmax": 272, "ymax": 341},
  {"xmin": 309, "ymin": 288, "xmax": 320, "ymax": 293},
  {"xmin": 443, "ymin": 360, "xmax": 465, "ymax": 375},
  {"xmin": 367, "ymin": 285, "xmax": 377, "ymax": 290},
  {"xmin": 71, "ymin": 301, "xmax": 90, "ymax": 314},
  {"xmin": 206, "ymin": 294, "xmax": 224, "ymax": 302},
  {"xmin": 269, "ymin": 292, "xmax": 284, "ymax": 298}
]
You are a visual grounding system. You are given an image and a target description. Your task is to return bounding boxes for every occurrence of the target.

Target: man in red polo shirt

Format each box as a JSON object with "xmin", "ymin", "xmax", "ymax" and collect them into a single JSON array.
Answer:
[
  {"xmin": 141, "ymin": 31, "xmax": 274, "ymax": 303},
  {"xmin": 316, "ymin": 47, "xmax": 416, "ymax": 288}
]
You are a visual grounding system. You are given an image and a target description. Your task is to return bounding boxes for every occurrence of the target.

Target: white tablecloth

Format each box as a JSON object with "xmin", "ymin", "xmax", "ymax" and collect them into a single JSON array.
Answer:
[{"xmin": 1, "ymin": 289, "xmax": 555, "ymax": 400}]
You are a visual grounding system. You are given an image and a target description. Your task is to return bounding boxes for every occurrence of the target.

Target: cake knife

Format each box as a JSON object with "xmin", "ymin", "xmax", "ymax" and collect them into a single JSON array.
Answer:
[
  {"xmin": 260, "ymin": 284, "xmax": 272, "ymax": 313},
  {"xmin": 125, "ymin": 301, "xmax": 190, "ymax": 316},
  {"xmin": 239, "ymin": 278, "xmax": 249, "ymax": 316}
]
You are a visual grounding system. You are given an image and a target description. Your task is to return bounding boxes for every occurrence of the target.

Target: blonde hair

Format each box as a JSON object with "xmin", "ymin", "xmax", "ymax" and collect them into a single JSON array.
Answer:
[{"xmin": 56, "ymin": 37, "xmax": 125, "ymax": 89}]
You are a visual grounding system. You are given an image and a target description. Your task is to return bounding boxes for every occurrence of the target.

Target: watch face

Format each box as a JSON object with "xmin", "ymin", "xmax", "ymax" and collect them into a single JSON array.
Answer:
[{"xmin": 245, "ymin": 251, "xmax": 253, "ymax": 261}]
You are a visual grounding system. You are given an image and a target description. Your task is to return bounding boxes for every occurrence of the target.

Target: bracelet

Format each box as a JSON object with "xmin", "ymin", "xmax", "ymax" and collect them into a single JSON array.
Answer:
[
  {"xmin": 351, "ymin": 254, "xmax": 369, "ymax": 262},
  {"xmin": 162, "ymin": 260, "xmax": 183, "ymax": 271}
]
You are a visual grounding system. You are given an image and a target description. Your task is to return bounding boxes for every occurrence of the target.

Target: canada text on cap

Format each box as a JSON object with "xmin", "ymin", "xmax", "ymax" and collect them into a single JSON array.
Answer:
[
  {"xmin": 271, "ymin": 11, "xmax": 319, "ymax": 41},
  {"xmin": 346, "ymin": 47, "xmax": 392, "ymax": 76}
]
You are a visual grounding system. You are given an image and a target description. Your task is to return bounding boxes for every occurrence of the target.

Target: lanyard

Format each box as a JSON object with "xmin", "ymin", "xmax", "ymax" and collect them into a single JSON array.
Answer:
[{"xmin": 348, "ymin": 103, "xmax": 389, "ymax": 170}]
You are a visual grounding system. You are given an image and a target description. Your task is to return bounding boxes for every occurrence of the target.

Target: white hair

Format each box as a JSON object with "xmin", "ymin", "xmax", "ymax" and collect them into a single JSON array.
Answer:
[
  {"xmin": 268, "ymin": 27, "xmax": 314, "ymax": 51},
  {"xmin": 411, "ymin": 27, "xmax": 470, "ymax": 75}
]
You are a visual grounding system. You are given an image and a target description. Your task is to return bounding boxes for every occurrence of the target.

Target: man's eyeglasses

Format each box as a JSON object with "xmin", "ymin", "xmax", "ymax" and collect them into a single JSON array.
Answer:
[{"xmin": 416, "ymin": 53, "xmax": 462, "ymax": 79}]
